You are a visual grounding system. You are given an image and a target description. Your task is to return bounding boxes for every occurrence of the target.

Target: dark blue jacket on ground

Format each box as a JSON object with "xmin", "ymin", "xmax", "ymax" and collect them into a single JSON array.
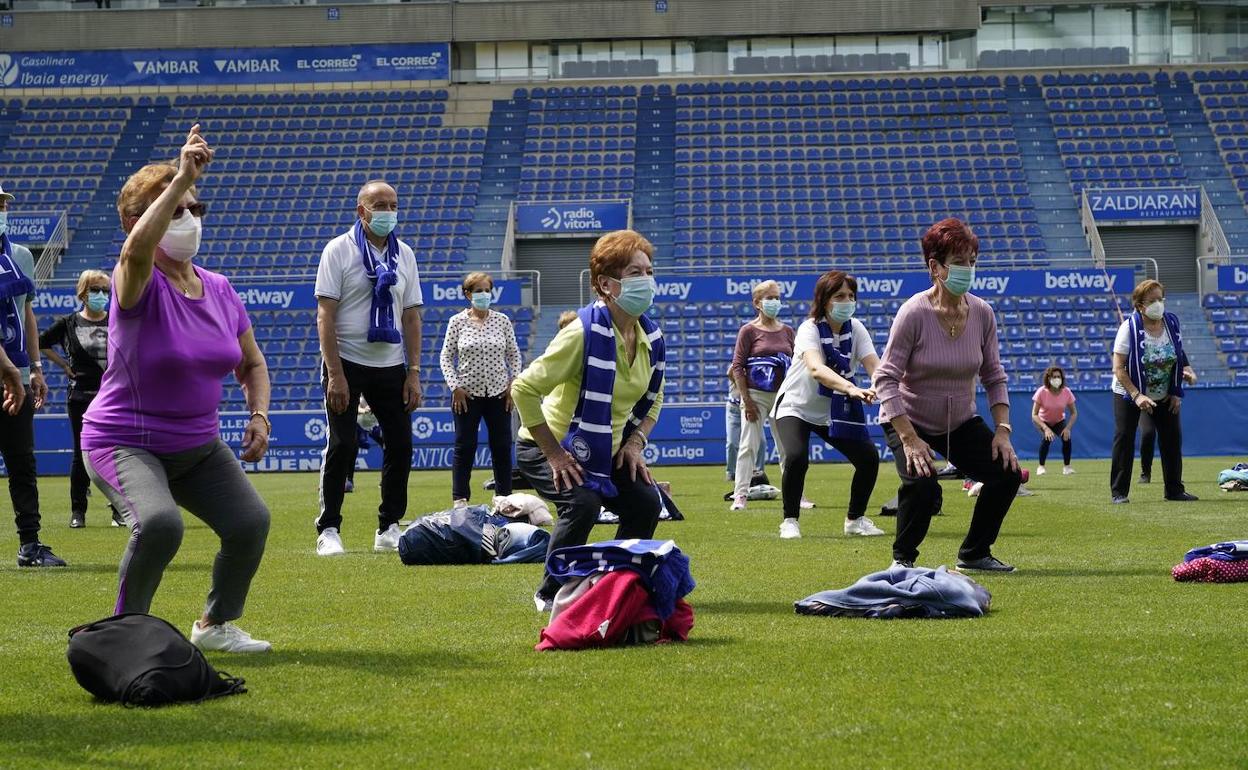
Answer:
[
  {"xmin": 795, "ymin": 566, "xmax": 991, "ymax": 619},
  {"xmin": 398, "ymin": 505, "xmax": 550, "ymax": 566}
]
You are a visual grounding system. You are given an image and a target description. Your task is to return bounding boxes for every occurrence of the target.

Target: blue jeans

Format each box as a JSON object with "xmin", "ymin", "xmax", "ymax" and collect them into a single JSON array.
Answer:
[{"xmin": 725, "ymin": 398, "xmax": 766, "ymax": 480}]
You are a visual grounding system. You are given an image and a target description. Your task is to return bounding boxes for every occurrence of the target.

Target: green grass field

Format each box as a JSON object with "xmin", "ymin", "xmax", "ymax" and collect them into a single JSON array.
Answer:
[{"xmin": 2, "ymin": 458, "xmax": 1246, "ymax": 769}]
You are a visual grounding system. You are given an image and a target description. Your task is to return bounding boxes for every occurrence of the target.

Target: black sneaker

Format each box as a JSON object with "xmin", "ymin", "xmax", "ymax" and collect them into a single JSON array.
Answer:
[
  {"xmin": 111, "ymin": 508, "xmax": 127, "ymax": 528},
  {"xmin": 956, "ymin": 555, "xmax": 1015, "ymax": 572},
  {"xmin": 1112, "ymin": 495, "xmax": 1129, "ymax": 504},
  {"xmin": 17, "ymin": 542, "xmax": 67, "ymax": 567},
  {"xmin": 1138, "ymin": 473, "xmax": 1151, "ymax": 484},
  {"xmin": 1166, "ymin": 492, "xmax": 1199, "ymax": 502},
  {"xmin": 69, "ymin": 512, "xmax": 85, "ymax": 529}
]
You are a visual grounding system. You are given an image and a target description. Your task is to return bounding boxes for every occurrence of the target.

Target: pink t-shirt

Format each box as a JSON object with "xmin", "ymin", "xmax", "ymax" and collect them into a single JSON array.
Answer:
[
  {"xmin": 82, "ymin": 266, "xmax": 251, "ymax": 454},
  {"xmin": 1032, "ymin": 385, "xmax": 1076, "ymax": 425}
]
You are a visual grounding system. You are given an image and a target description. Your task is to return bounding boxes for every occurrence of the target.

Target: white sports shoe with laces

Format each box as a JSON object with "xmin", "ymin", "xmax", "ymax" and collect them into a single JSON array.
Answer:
[
  {"xmin": 844, "ymin": 516, "xmax": 886, "ymax": 536},
  {"xmin": 316, "ymin": 527, "xmax": 345, "ymax": 556},
  {"xmin": 373, "ymin": 523, "xmax": 401, "ymax": 552},
  {"xmin": 779, "ymin": 518, "xmax": 801, "ymax": 539},
  {"xmin": 190, "ymin": 621, "xmax": 272, "ymax": 653}
]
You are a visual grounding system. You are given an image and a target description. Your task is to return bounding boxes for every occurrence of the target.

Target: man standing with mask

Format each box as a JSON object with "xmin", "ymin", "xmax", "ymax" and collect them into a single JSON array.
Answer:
[
  {"xmin": 314, "ymin": 180, "xmax": 423, "ymax": 556},
  {"xmin": 0, "ymin": 182, "xmax": 63, "ymax": 567}
]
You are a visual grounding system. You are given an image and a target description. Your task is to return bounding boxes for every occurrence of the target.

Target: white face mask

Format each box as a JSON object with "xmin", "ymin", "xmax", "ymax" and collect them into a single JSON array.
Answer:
[
  {"xmin": 1049, "ymin": 377, "xmax": 1063, "ymax": 389},
  {"xmin": 158, "ymin": 211, "xmax": 202, "ymax": 263},
  {"xmin": 1143, "ymin": 300, "xmax": 1165, "ymax": 321}
]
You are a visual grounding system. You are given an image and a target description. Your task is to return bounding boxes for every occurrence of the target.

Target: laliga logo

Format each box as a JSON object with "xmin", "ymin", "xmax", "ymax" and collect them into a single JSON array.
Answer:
[
  {"xmin": 304, "ymin": 417, "xmax": 328, "ymax": 442},
  {"xmin": 642, "ymin": 443, "xmax": 660, "ymax": 465},
  {"xmin": 570, "ymin": 435, "xmax": 592, "ymax": 463},
  {"xmin": 0, "ymin": 54, "xmax": 18, "ymax": 87},
  {"xmin": 412, "ymin": 416, "xmax": 435, "ymax": 440},
  {"xmin": 540, "ymin": 207, "xmax": 563, "ymax": 229}
]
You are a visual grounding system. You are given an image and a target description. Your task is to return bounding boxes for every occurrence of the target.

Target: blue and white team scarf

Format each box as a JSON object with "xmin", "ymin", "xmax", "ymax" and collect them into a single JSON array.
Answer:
[
  {"xmin": 562, "ymin": 300, "xmax": 665, "ymax": 498},
  {"xmin": 817, "ymin": 319, "xmax": 868, "ymax": 441},
  {"xmin": 351, "ymin": 220, "xmax": 402, "ymax": 344},
  {"xmin": 1183, "ymin": 541, "xmax": 1248, "ymax": 563},
  {"xmin": 0, "ymin": 234, "xmax": 33, "ymax": 368},
  {"xmin": 745, "ymin": 353, "xmax": 791, "ymax": 392}
]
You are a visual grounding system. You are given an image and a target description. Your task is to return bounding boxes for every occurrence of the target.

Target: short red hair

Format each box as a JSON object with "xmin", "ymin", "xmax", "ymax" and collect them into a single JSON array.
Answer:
[
  {"xmin": 921, "ymin": 217, "xmax": 979, "ymax": 266},
  {"xmin": 589, "ymin": 230, "xmax": 654, "ymax": 299}
]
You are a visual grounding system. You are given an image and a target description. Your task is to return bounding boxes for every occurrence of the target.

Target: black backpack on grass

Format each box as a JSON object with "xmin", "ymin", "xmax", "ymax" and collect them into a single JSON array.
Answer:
[{"xmin": 67, "ymin": 613, "xmax": 247, "ymax": 707}]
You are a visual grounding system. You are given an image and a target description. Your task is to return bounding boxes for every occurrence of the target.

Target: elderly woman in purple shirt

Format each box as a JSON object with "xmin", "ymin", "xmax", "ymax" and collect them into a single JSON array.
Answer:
[
  {"xmin": 82, "ymin": 126, "xmax": 274, "ymax": 653},
  {"xmin": 873, "ymin": 217, "xmax": 1021, "ymax": 573}
]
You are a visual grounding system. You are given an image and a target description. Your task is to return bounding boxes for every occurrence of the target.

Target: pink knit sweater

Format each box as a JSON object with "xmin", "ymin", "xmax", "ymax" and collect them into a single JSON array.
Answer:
[{"xmin": 872, "ymin": 291, "xmax": 1010, "ymax": 435}]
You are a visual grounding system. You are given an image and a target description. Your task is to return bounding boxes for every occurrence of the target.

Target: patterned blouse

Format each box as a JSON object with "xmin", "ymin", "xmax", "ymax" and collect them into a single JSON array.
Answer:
[{"xmin": 439, "ymin": 309, "xmax": 522, "ymax": 397}]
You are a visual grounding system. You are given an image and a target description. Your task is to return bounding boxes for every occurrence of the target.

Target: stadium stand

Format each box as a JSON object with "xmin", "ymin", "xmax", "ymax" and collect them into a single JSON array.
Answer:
[{"xmin": 5, "ymin": 68, "xmax": 1248, "ymax": 409}]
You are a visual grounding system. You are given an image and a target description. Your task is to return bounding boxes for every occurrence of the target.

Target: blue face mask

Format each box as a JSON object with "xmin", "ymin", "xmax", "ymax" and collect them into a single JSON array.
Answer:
[
  {"xmin": 760, "ymin": 298, "xmax": 782, "ymax": 319},
  {"xmin": 86, "ymin": 291, "xmax": 109, "ymax": 313},
  {"xmin": 613, "ymin": 275, "xmax": 656, "ymax": 316},
  {"xmin": 0, "ymin": 211, "xmax": 7, "ymax": 236},
  {"xmin": 829, "ymin": 301, "xmax": 856, "ymax": 323},
  {"xmin": 471, "ymin": 291, "xmax": 492, "ymax": 311},
  {"xmin": 943, "ymin": 264, "xmax": 975, "ymax": 296},
  {"xmin": 367, "ymin": 211, "xmax": 397, "ymax": 238}
]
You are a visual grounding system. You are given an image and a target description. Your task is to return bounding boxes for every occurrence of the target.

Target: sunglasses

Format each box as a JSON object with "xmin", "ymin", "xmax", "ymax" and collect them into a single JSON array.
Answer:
[
  {"xmin": 173, "ymin": 202, "xmax": 207, "ymax": 220},
  {"xmin": 88, "ymin": 287, "xmax": 110, "ymax": 296}
]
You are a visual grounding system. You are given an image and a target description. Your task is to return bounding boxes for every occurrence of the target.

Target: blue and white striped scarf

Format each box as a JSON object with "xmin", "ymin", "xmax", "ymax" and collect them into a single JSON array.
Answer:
[
  {"xmin": 817, "ymin": 318, "xmax": 868, "ymax": 440},
  {"xmin": 561, "ymin": 301, "xmax": 665, "ymax": 497},
  {"xmin": 0, "ymin": 234, "xmax": 33, "ymax": 368},
  {"xmin": 1123, "ymin": 310, "xmax": 1187, "ymax": 401},
  {"xmin": 351, "ymin": 220, "xmax": 402, "ymax": 344}
]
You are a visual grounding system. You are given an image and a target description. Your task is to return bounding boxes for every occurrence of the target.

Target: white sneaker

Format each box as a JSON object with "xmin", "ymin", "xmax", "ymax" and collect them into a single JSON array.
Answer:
[
  {"xmin": 844, "ymin": 516, "xmax": 886, "ymax": 537},
  {"xmin": 1035, "ymin": 465, "xmax": 1047, "ymax": 476},
  {"xmin": 730, "ymin": 495, "xmax": 747, "ymax": 511},
  {"xmin": 190, "ymin": 621, "xmax": 271, "ymax": 653},
  {"xmin": 452, "ymin": 498, "xmax": 468, "ymax": 508},
  {"xmin": 779, "ymin": 518, "xmax": 801, "ymax": 539},
  {"xmin": 1063, "ymin": 465, "xmax": 1075, "ymax": 475},
  {"xmin": 967, "ymin": 481, "xmax": 984, "ymax": 497},
  {"xmin": 316, "ymin": 527, "xmax": 345, "ymax": 556},
  {"xmin": 373, "ymin": 523, "xmax": 401, "ymax": 552},
  {"xmin": 533, "ymin": 592, "xmax": 553, "ymax": 613},
  {"xmin": 799, "ymin": 497, "xmax": 816, "ymax": 510}
]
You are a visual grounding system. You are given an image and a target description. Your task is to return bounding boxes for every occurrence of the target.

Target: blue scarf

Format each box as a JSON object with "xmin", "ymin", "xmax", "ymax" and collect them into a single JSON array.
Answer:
[
  {"xmin": 562, "ymin": 301, "xmax": 665, "ymax": 498},
  {"xmin": 351, "ymin": 220, "xmax": 402, "ymax": 344},
  {"xmin": 817, "ymin": 319, "xmax": 868, "ymax": 440},
  {"xmin": 745, "ymin": 353, "xmax": 791, "ymax": 392},
  {"xmin": 0, "ymin": 234, "xmax": 34, "ymax": 368},
  {"xmin": 1123, "ymin": 310, "xmax": 1187, "ymax": 401}
]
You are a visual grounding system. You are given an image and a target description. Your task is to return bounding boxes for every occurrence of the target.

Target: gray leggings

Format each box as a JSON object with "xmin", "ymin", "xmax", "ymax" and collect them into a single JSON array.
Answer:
[{"xmin": 84, "ymin": 439, "xmax": 271, "ymax": 623}]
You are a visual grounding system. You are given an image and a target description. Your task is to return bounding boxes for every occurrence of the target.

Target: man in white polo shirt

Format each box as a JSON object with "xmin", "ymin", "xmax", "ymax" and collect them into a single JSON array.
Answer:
[{"xmin": 314, "ymin": 180, "xmax": 423, "ymax": 556}]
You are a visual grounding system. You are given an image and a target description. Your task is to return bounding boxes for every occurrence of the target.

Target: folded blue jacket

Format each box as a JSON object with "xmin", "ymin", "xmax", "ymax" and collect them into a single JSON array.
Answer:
[
  {"xmin": 795, "ymin": 566, "xmax": 991, "ymax": 619},
  {"xmin": 1183, "ymin": 540, "xmax": 1248, "ymax": 563},
  {"xmin": 398, "ymin": 505, "xmax": 550, "ymax": 566},
  {"xmin": 545, "ymin": 539, "xmax": 695, "ymax": 620}
]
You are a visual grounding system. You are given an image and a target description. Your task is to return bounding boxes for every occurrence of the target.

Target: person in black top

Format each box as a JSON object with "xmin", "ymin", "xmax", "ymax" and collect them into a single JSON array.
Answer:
[{"xmin": 39, "ymin": 269, "xmax": 121, "ymax": 528}]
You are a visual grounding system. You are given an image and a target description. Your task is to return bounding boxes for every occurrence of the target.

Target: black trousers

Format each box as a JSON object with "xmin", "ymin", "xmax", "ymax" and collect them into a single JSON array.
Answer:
[
  {"xmin": 883, "ymin": 416, "xmax": 1021, "ymax": 564},
  {"xmin": 1037, "ymin": 418, "xmax": 1072, "ymax": 466},
  {"xmin": 317, "ymin": 359, "xmax": 413, "ymax": 534},
  {"xmin": 774, "ymin": 416, "xmax": 879, "ymax": 520},
  {"xmin": 1111, "ymin": 395, "xmax": 1184, "ymax": 499},
  {"xmin": 1138, "ymin": 412, "xmax": 1156, "ymax": 476},
  {"xmin": 0, "ymin": 386, "xmax": 41, "ymax": 544},
  {"xmin": 452, "ymin": 394, "xmax": 514, "ymax": 501},
  {"xmin": 516, "ymin": 440, "xmax": 661, "ymax": 600},
  {"xmin": 67, "ymin": 397, "xmax": 94, "ymax": 516}
]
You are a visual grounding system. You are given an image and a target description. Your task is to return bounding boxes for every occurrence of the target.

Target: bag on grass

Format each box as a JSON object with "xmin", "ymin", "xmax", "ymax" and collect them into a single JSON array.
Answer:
[{"xmin": 67, "ymin": 613, "xmax": 247, "ymax": 707}]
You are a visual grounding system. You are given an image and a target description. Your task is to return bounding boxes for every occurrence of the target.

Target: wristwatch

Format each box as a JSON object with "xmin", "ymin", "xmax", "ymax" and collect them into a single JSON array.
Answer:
[
  {"xmin": 995, "ymin": 422, "xmax": 1012, "ymax": 434},
  {"xmin": 30, "ymin": 361, "xmax": 42, "ymax": 373}
]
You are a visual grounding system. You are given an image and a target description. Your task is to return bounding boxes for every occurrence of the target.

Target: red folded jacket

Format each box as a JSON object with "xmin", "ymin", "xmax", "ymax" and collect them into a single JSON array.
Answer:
[
  {"xmin": 537, "ymin": 570, "xmax": 694, "ymax": 651},
  {"xmin": 1172, "ymin": 557, "xmax": 1248, "ymax": 583}
]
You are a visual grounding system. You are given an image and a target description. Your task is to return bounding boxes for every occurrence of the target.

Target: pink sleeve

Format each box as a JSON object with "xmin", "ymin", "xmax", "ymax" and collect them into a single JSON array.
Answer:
[
  {"xmin": 730, "ymin": 325, "xmax": 753, "ymax": 378},
  {"xmin": 872, "ymin": 301, "xmax": 917, "ymax": 412},
  {"xmin": 977, "ymin": 303, "xmax": 1009, "ymax": 408},
  {"xmin": 1065, "ymin": 387, "xmax": 1076, "ymax": 405},
  {"xmin": 1032, "ymin": 387, "xmax": 1045, "ymax": 404}
]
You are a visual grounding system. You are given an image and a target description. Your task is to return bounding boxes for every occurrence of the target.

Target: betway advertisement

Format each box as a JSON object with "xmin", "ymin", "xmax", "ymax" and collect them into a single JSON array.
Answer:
[
  {"xmin": 652, "ymin": 268, "xmax": 1134, "ymax": 302},
  {"xmin": 0, "ymin": 43, "xmax": 448, "ymax": 89}
]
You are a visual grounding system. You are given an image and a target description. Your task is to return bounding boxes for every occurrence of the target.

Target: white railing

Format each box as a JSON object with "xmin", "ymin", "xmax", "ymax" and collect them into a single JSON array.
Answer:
[
  {"xmin": 1200, "ymin": 187, "xmax": 1231, "ymax": 258},
  {"xmin": 1080, "ymin": 189, "xmax": 1108, "ymax": 268},
  {"xmin": 31, "ymin": 211, "xmax": 69, "ymax": 286},
  {"xmin": 501, "ymin": 201, "xmax": 517, "ymax": 273}
]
